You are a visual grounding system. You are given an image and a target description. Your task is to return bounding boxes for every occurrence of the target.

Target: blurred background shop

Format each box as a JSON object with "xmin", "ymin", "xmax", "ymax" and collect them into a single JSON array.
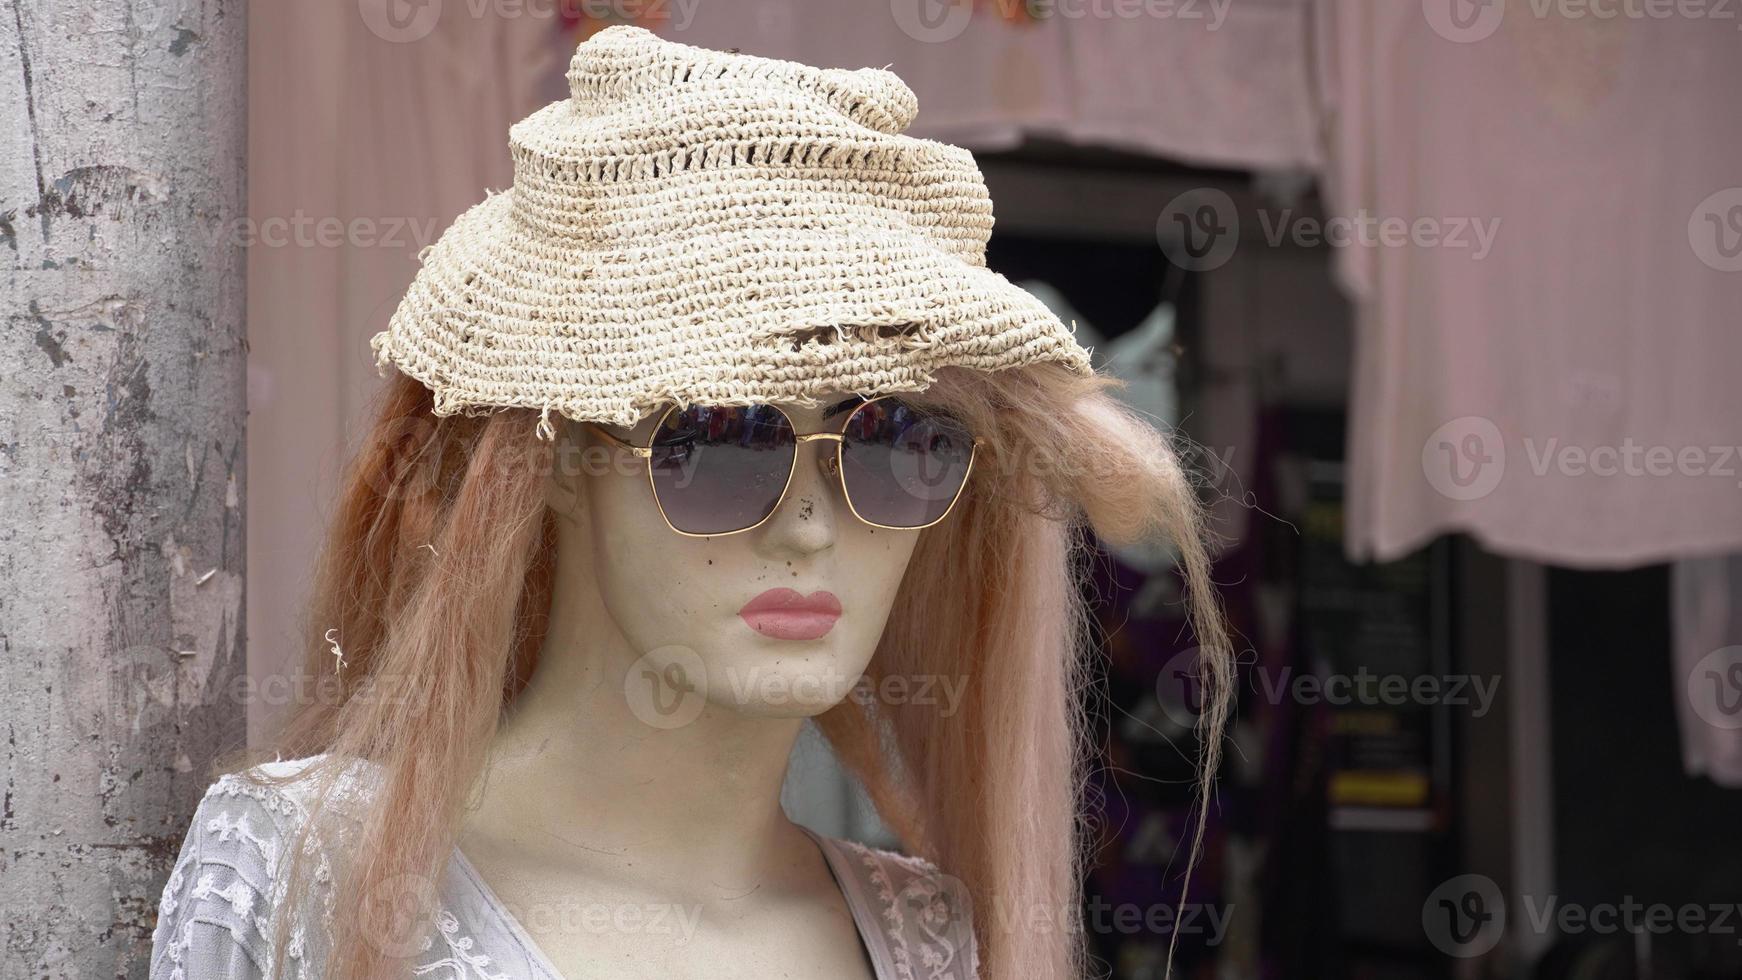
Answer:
[{"xmin": 243, "ymin": 4, "xmax": 1742, "ymax": 979}]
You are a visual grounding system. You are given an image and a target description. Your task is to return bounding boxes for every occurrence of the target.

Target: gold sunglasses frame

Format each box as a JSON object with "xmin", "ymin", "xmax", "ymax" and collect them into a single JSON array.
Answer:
[{"xmin": 584, "ymin": 397, "xmax": 984, "ymax": 538}]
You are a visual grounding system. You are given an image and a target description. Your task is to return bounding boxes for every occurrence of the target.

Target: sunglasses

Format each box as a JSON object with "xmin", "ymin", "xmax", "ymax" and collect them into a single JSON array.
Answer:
[{"xmin": 584, "ymin": 396, "xmax": 982, "ymax": 536}]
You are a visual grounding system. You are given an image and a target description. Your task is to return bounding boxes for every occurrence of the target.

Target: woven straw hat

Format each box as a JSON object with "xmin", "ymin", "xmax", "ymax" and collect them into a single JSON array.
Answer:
[{"xmin": 369, "ymin": 25, "xmax": 1095, "ymax": 439}]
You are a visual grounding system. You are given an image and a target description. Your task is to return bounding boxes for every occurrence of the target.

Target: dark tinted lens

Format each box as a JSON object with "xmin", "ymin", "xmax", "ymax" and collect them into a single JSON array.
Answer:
[
  {"xmin": 648, "ymin": 405, "xmax": 795, "ymax": 534},
  {"xmin": 839, "ymin": 400, "xmax": 975, "ymax": 528}
]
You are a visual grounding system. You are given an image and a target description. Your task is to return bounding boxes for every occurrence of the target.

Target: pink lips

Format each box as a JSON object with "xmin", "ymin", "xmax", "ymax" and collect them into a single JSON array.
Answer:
[{"xmin": 738, "ymin": 588, "xmax": 843, "ymax": 640}]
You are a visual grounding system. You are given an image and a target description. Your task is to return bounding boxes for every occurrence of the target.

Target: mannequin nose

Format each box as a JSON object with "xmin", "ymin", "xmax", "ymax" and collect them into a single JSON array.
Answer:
[{"xmin": 756, "ymin": 443, "xmax": 840, "ymax": 558}]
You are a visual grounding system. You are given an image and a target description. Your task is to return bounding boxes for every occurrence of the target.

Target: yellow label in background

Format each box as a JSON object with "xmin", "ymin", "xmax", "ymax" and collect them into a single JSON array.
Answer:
[{"xmin": 1329, "ymin": 770, "xmax": 1430, "ymax": 808}]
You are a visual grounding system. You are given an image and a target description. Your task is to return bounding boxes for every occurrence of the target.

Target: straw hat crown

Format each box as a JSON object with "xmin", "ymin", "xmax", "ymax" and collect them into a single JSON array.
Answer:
[{"xmin": 370, "ymin": 25, "xmax": 1094, "ymax": 434}]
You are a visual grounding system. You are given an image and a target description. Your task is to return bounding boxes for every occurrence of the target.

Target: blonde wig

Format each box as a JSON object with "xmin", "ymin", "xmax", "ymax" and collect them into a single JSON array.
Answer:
[{"xmin": 252, "ymin": 361, "xmax": 1232, "ymax": 980}]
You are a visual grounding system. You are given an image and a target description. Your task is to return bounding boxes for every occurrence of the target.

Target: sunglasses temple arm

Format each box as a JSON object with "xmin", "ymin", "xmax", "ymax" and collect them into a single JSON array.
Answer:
[{"xmin": 584, "ymin": 421, "xmax": 654, "ymax": 457}]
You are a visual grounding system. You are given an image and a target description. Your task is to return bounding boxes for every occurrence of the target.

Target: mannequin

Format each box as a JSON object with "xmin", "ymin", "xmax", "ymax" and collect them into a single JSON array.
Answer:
[
  {"xmin": 149, "ymin": 26, "xmax": 1233, "ymax": 980},
  {"xmin": 457, "ymin": 391, "xmax": 921, "ymax": 979},
  {"xmin": 146, "ymin": 365, "xmax": 1227, "ymax": 980}
]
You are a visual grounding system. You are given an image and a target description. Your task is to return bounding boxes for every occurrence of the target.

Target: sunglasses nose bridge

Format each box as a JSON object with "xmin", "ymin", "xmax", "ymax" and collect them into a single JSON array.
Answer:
[{"xmin": 791, "ymin": 431, "xmax": 844, "ymax": 485}]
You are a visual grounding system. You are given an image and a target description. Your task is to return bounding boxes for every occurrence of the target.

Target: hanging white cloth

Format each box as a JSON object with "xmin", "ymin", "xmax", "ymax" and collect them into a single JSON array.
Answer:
[
  {"xmin": 670, "ymin": 0, "xmax": 1319, "ymax": 169},
  {"xmin": 1315, "ymin": 5, "xmax": 1742, "ymax": 568}
]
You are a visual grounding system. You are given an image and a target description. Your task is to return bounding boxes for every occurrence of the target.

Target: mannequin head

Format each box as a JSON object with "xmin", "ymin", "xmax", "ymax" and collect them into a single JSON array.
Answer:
[{"xmin": 546, "ymin": 393, "xmax": 922, "ymax": 719}]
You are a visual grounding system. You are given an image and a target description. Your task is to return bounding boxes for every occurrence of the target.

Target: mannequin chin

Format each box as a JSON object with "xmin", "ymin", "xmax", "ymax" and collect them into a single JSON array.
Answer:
[{"xmin": 547, "ymin": 391, "xmax": 921, "ymax": 722}]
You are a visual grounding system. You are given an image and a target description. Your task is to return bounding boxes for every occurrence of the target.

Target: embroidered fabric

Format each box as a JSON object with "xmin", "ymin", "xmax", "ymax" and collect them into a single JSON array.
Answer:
[{"xmin": 148, "ymin": 757, "xmax": 979, "ymax": 979}]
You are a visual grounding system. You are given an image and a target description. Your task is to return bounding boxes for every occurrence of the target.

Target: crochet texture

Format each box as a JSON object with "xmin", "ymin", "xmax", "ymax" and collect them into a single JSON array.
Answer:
[{"xmin": 369, "ymin": 25, "xmax": 1094, "ymax": 436}]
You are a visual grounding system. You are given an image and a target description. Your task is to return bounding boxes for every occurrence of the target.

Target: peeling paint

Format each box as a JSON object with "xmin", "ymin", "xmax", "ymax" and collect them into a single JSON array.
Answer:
[
  {"xmin": 170, "ymin": 567, "xmax": 244, "ymax": 709},
  {"xmin": 33, "ymin": 323, "xmax": 69, "ymax": 368},
  {"xmin": 168, "ymin": 28, "xmax": 199, "ymax": 56},
  {"xmin": 28, "ymin": 165, "xmax": 168, "ymax": 223}
]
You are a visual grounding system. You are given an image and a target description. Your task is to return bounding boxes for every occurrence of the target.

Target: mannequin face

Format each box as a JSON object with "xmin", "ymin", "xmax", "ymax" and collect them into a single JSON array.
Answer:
[{"xmin": 547, "ymin": 393, "xmax": 922, "ymax": 721}]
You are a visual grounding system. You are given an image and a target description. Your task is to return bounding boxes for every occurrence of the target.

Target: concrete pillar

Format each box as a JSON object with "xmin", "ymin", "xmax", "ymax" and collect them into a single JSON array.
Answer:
[{"xmin": 0, "ymin": 1, "xmax": 247, "ymax": 974}]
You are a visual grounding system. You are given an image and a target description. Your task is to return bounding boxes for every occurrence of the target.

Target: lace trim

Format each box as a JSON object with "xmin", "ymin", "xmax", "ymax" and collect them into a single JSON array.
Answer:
[
  {"xmin": 159, "ymin": 913, "xmax": 196, "ymax": 980},
  {"xmin": 837, "ymin": 839, "xmax": 973, "ymax": 980},
  {"xmin": 412, "ymin": 910, "xmax": 512, "ymax": 980}
]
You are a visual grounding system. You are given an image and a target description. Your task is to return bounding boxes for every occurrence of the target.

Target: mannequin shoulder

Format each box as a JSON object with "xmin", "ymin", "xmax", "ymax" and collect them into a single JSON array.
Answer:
[
  {"xmin": 821, "ymin": 836, "xmax": 982, "ymax": 979},
  {"xmin": 187, "ymin": 753, "xmax": 379, "ymax": 837},
  {"xmin": 148, "ymin": 755, "xmax": 376, "ymax": 979}
]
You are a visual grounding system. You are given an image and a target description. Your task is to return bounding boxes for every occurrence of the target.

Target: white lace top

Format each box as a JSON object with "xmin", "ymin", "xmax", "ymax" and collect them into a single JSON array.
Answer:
[{"xmin": 148, "ymin": 757, "xmax": 979, "ymax": 980}]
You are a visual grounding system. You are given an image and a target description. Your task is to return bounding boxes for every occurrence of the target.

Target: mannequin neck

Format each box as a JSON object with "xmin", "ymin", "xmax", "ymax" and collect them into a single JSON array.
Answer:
[{"xmin": 460, "ymin": 550, "xmax": 809, "ymax": 888}]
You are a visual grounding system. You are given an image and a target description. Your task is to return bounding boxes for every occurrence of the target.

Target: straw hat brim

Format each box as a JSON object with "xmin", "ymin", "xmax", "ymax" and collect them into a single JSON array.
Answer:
[{"xmin": 374, "ymin": 187, "xmax": 1094, "ymax": 430}]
